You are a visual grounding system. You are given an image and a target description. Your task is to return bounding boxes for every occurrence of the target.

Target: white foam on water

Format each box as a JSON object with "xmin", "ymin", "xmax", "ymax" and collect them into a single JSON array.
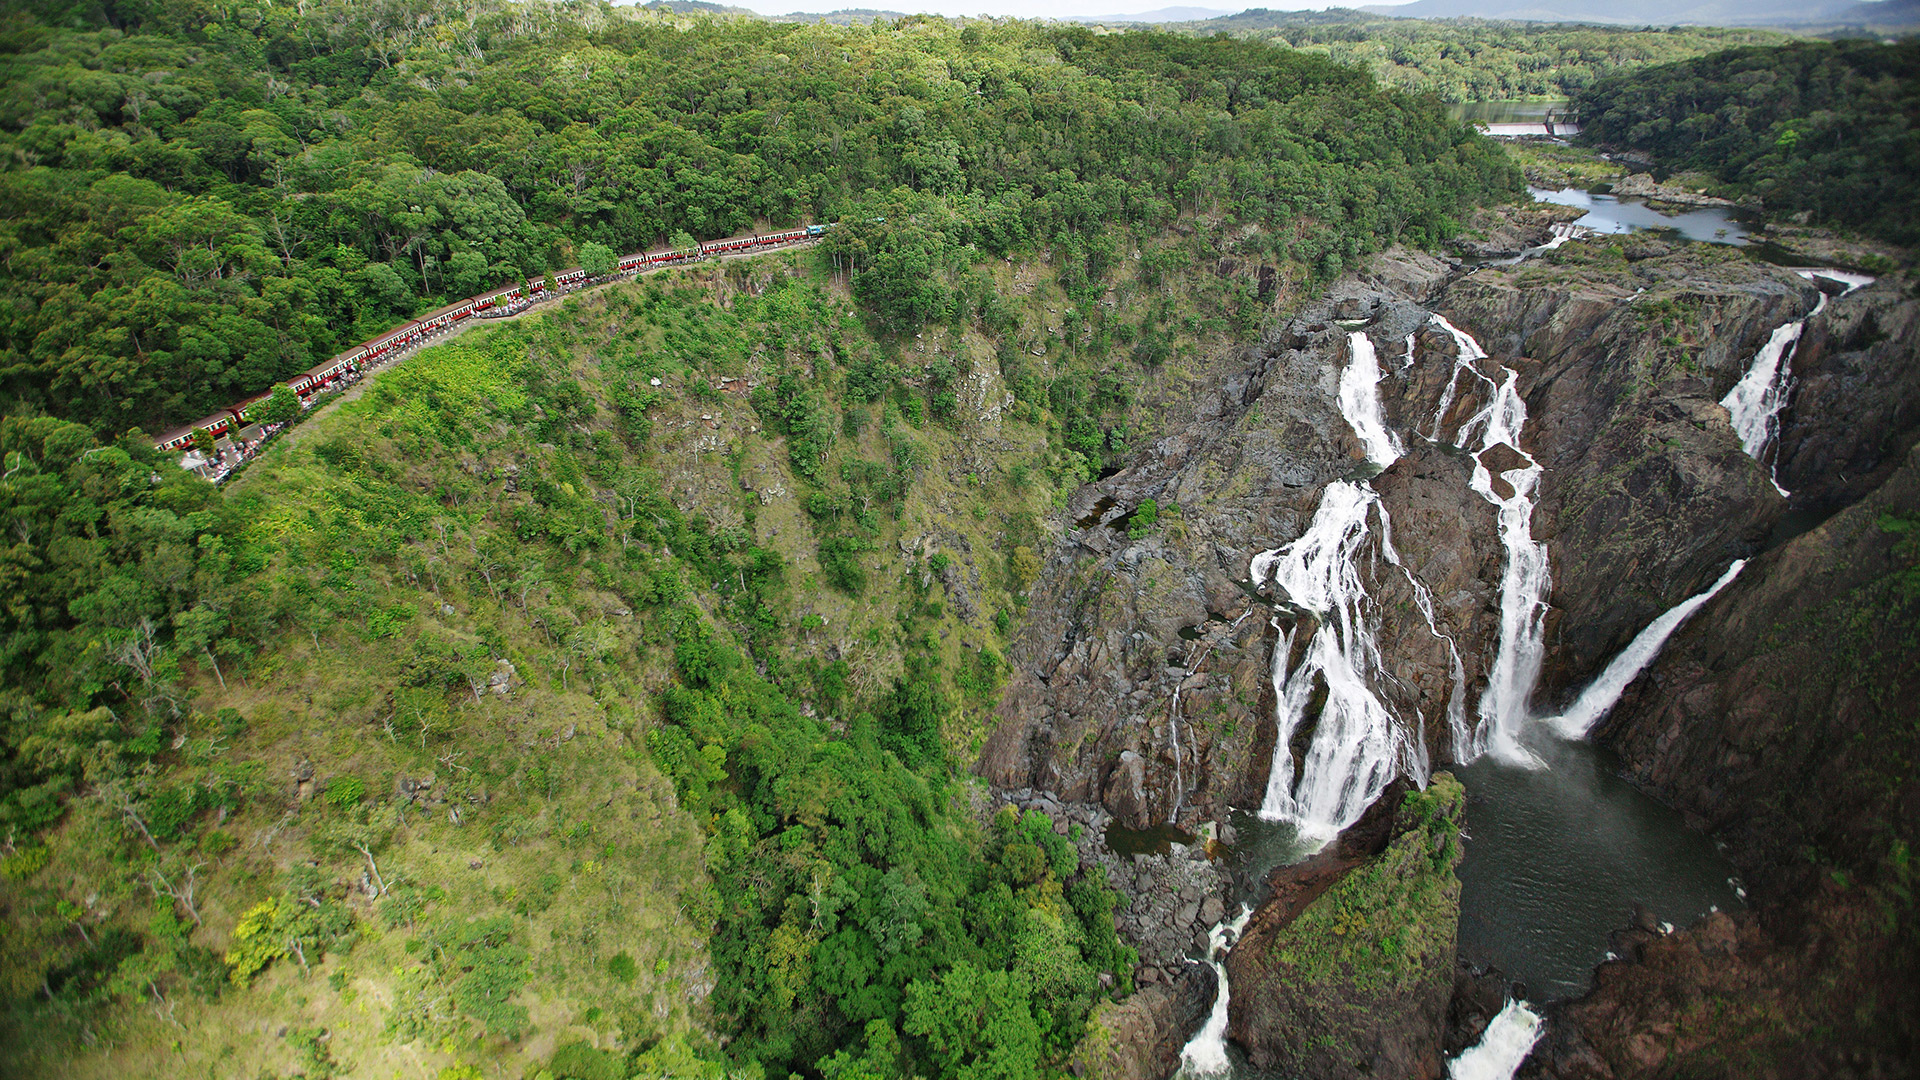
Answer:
[
  {"xmin": 1175, "ymin": 905, "xmax": 1256, "ymax": 1078},
  {"xmin": 1448, "ymin": 999, "xmax": 1544, "ymax": 1080},
  {"xmin": 1543, "ymin": 560, "xmax": 1746, "ymax": 739}
]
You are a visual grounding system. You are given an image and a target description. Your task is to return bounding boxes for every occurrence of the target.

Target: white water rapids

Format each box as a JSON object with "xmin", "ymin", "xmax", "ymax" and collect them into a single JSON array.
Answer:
[
  {"xmin": 1174, "ymin": 905, "xmax": 1255, "ymax": 1078},
  {"xmin": 1338, "ymin": 331, "xmax": 1403, "ymax": 470},
  {"xmin": 1447, "ymin": 1000, "xmax": 1544, "ymax": 1080},
  {"xmin": 1252, "ymin": 481, "xmax": 1415, "ymax": 838},
  {"xmin": 1253, "ymin": 318, "xmax": 1548, "ymax": 835}
]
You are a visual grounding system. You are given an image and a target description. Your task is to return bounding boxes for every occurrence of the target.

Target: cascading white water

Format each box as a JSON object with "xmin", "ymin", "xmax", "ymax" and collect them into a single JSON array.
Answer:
[
  {"xmin": 1429, "ymin": 316, "xmax": 1552, "ymax": 765},
  {"xmin": 1492, "ymin": 221, "xmax": 1593, "ymax": 266},
  {"xmin": 1447, "ymin": 999, "xmax": 1543, "ymax": 1080},
  {"xmin": 1175, "ymin": 905, "xmax": 1255, "ymax": 1078},
  {"xmin": 1250, "ymin": 327, "xmax": 1457, "ymax": 836},
  {"xmin": 1795, "ymin": 268, "xmax": 1874, "ymax": 295},
  {"xmin": 1252, "ymin": 483, "xmax": 1410, "ymax": 838},
  {"xmin": 1721, "ymin": 293, "xmax": 1830, "ymax": 497},
  {"xmin": 1339, "ymin": 331, "xmax": 1403, "ymax": 470},
  {"xmin": 1543, "ymin": 560, "xmax": 1746, "ymax": 739}
]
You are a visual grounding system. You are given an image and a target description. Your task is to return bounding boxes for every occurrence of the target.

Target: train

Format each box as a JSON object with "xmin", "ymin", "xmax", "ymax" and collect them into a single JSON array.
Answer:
[{"xmin": 153, "ymin": 223, "xmax": 831, "ymax": 453}]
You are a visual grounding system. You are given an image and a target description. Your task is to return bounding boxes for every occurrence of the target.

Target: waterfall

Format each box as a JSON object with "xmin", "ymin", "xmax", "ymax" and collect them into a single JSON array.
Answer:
[
  {"xmin": 1339, "ymin": 331, "xmax": 1403, "ymax": 469},
  {"xmin": 1429, "ymin": 316, "xmax": 1551, "ymax": 765},
  {"xmin": 1722, "ymin": 294, "xmax": 1828, "ymax": 496},
  {"xmin": 1493, "ymin": 221, "xmax": 1593, "ymax": 266},
  {"xmin": 1175, "ymin": 905, "xmax": 1255, "ymax": 1078},
  {"xmin": 1252, "ymin": 482, "xmax": 1409, "ymax": 838},
  {"xmin": 1447, "ymin": 999, "xmax": 1543, "ymax": 1080},
  {"xmin": 1543, "ymin": 560, "xmax": 1746, "ymax": 739},
  {"xmin": 1795, "ymin": 268, "xmax": 1874, "ymax": 295}
]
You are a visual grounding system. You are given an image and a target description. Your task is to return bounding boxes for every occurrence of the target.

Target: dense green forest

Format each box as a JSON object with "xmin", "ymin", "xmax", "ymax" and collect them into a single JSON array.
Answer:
[
  {"xmin": 27, "ymin": 2, "xmax": 1902, "ymax": 1078},
  {"xmin": 0, "ymin": 0, "xmax": 1517, "ymax": 439},
  {"xmin": 0, "ymin": 3, "xmax": 1532, "ymax": 1072},
  {"xmin": 0, "ymin": 251, "xmax": 1165, "ymax": 1078},
  {"xmin": 1573, "ymin": 38, "xmax": 1920, "ymax": 244},
  {"xmin": 1159, "ymin": 10, "xmax": 1791, "ymax": 101}
]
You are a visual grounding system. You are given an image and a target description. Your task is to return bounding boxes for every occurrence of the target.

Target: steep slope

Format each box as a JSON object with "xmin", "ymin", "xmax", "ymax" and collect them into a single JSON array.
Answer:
[{"xmin": 1534, "ymin": 353, "xmax": 1920, "ymax": 1079}]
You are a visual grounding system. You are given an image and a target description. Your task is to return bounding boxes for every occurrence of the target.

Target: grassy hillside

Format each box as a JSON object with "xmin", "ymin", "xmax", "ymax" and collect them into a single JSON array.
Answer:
[{"xmin": 0, "ymin": 228, "xmax": 1276, "ymax": 1078}]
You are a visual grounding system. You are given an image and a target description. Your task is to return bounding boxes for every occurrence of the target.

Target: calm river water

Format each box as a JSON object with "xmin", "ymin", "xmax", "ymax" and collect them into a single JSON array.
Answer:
[
  {"xmin": 1532, "ymin": 186, "xmax": 1755, "ymax": 246},
  {"xmin": 1454, "ymin": 737, "xmax": 1744, "ymax": 999}
]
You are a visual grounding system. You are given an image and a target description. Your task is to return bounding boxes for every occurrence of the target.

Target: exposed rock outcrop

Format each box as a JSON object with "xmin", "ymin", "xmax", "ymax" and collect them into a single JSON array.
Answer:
[
  {"xmin": 980, "ymin": 236, "xmax": 1915, "ymax": 1077},
  {"xmin": 1430, "ymin": 250, "xmax": 1816, "ymax": 703},
  {"xmin": 1225, "ymin": 775, "xmax": 1466, "ymax": 1080},
  {"xmin": 1071, "ymin": 963, "xmax": 1217, "ymax": 1080}
]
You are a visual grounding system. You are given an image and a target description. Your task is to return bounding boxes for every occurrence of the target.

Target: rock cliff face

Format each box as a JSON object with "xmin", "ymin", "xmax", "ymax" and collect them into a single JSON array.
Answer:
[
  {"xmin": 1071, "ymin": 963, "xmax": 1217, "ymax": 1080},
  {"xmin": 1510, "ymin": 268, "xmax": 1920, "ymax": 1080},
  {"xmin": 994, "ymin": 236, "xmax": 1917, "ymax": 1077},
  {"xmin": 1224, "ymin": 775, "xmax": 1465, "ymax": 1080},
  {"xmin": 1529, "ymin": 454, "xmax": 1920, "ymax": 1079},
  {"xmin": 1429, "ymin": 250, "xmax": 1816, "ymax": 703},
  {"xmin": 979, "ymin": 244, "xmax": 1828, "ymax": 833}
]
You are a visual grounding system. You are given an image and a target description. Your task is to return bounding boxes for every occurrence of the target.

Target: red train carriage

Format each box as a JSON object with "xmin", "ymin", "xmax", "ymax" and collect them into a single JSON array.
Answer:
[{"xmin": 156, "ymin": 223, "xmax": 831, "ymax": 455}]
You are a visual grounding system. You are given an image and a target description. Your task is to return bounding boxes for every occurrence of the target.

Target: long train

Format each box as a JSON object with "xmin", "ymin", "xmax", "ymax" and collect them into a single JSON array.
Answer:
[{"xmin": 153, "ymin": 224, "xmax": 830, "ymax": 453}]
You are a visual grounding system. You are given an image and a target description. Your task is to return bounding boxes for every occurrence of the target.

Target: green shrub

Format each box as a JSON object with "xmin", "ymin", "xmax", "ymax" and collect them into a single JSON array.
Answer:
[
  {"xmin": 607, "ymin": 951, "xmax": 638, "ymax": 983},
  {"xmin": 324, "ymin": 776, "xmax": 366, "ymax": 808}
]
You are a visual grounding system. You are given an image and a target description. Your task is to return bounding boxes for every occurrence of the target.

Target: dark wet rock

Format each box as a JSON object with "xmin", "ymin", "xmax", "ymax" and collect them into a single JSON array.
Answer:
[
  {"xmin": 1226, "ymin": 775, "xmax": 1465, "ymax": 1080},
  {"xmin": 1538, "ymin": 441, "xmax": 1920, "ymax": 1078},
  {"xmin": 1773, "ymin": 280, "xmax": 1920, "ymax": 524},
  {"xmin": 1445, "ymin": 960, "xmax": 1515, "ymax": 1058}
]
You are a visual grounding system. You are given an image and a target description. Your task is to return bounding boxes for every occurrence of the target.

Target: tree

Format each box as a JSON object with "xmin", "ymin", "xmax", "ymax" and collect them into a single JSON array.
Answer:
[
  {"xmin": 252, "ymin": 384, "xmax": 300, "ymax": 425},
  {"xmin": 903, "ymin": 962, "xmax": 1044, "ymax": 1080},
  {"xmin": 578, "ymin": 242, "xmax": 617, "ymax": 279}
]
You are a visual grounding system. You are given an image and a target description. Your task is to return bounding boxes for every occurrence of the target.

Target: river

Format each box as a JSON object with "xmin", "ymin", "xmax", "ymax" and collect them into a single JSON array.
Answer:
[
  {"xmin": 1531, "ymin": 186, "xmax": 1755, "ymax": 246},
  {"xmin": 1454, "ymin": 737, "xmax": 1744, "ymax": 1000}
]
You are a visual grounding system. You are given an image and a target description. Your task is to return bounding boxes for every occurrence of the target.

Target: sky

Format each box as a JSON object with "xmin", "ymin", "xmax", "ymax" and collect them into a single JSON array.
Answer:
[{"xmin": 722, "ymin": 0, "xmax": 1410, "ymax": 21}]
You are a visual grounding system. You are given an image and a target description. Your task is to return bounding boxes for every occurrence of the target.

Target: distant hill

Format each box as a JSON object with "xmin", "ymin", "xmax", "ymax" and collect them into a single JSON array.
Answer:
[
  {"xmin": 1360, "ymin": 0, "xmax": 1920, "ymax": 29},
  {"xmin": 1071, "ymin": 6, "xmax": 1237, "ymax": 22},
  {"xmin": 768, "ymin": 7, "xmax": 912, "ymax": 22},
  {"xmin": 634, "ymin": 0, "xmax": 759, "ymax": 14}
]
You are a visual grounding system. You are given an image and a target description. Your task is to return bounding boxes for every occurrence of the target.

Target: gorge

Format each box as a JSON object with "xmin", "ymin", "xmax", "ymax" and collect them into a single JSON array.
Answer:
[{"xmin": 984, "ymin": 231, "xmax": 1920, "ymax": 1078}]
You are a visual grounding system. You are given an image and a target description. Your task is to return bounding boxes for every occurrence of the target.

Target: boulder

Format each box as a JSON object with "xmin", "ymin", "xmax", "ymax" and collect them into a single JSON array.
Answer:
[{"xmin": 1103, "ymin": 751, "xmax": 1149, "ymax": 825}]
